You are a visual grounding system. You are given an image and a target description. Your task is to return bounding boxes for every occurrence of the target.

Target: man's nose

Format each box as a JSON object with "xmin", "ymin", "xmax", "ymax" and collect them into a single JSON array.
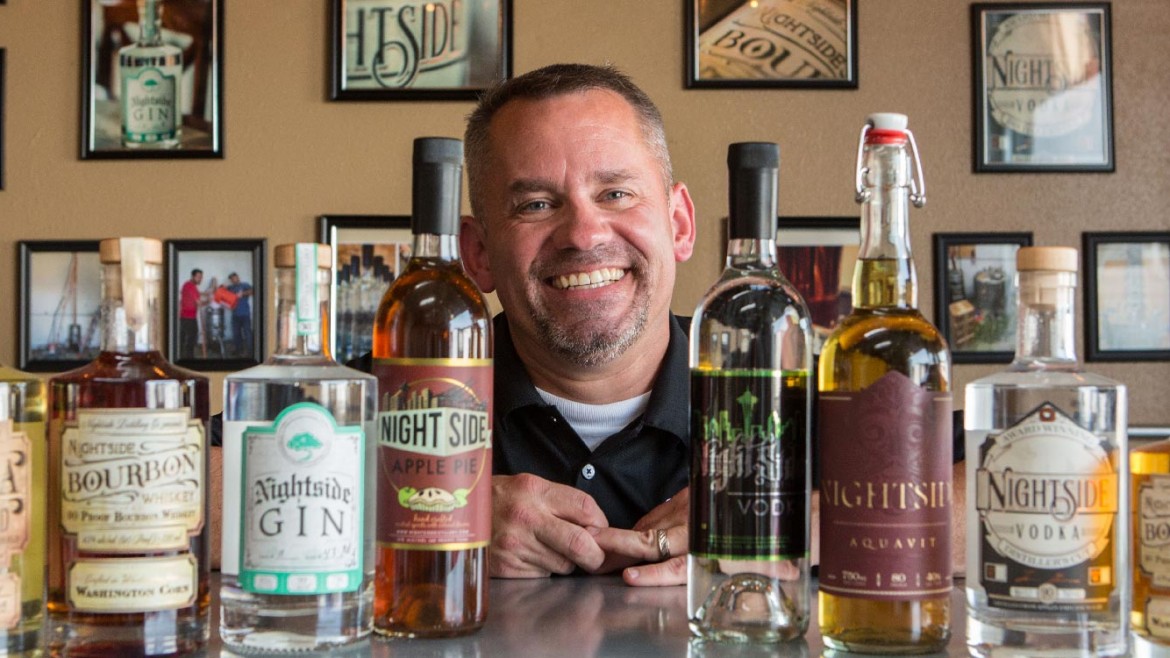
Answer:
[{"xmin": 554, "ymin": 200, "xmax": 611, "ymax": 251}]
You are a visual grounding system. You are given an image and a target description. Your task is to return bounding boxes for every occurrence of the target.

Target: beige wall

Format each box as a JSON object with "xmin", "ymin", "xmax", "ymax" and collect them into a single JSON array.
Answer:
[{"xmin": 1, "ymin": 0, "xmax": 1167, "ymax": 424}]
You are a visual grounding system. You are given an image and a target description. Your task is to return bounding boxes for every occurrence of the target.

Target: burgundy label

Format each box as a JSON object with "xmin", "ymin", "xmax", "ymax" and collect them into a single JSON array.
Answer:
[
  {"xmin": 373, "ymin": 359, "xmax": 492, "ymax": 549},
  {"xmin": 818, "ymin": 371, "xmax": 953, "ymax": 600}
]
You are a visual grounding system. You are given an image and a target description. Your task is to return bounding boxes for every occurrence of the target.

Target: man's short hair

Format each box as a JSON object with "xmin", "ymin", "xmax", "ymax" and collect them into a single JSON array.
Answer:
[
  {"xmin": 191, "ymin": 268, "xmax": 203, "ymax": 278},
  {"xmin": 464, "ymin": 63, "xmax": 673, "ymax": 219},
  {"xmin": 228, "ymin": 272, "xmax": 238, "ymax": 279}
]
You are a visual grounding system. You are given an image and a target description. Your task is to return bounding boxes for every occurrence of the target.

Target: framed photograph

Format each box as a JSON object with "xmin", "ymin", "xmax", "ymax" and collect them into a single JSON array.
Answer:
[
  {"xmin": 82, "ymin": 0, "xmax": 224, "ymax": 159},
  {"xmin": 932, "ymin": 233, "xmax": 1032, "ymax": 364},
  {"xmin": 972, "ymin": 3, "xmax": 1113, "ymax": 172},
  {"xmin": 767, "ymin": 217, "xmax": 859, "ymax": 354},
  {"xmin": 319, "ymin": 215, "xmax": 412, "ymax": 363},
  {"xmin": 17, "ymin": 241, "xmax": 103, "ymax": 372},
  {"xmin": 1083, "ymin": 232, "xmax": 1170, "ymax": 362},
  {"xmin": 686, "ymin": 0, "xmax": 858, "ymax": 89},
  {"xmin": 330, "ymin": 0, "xmax": 513, "ymax": 101},
  {"xmin": 166, "ymin": 239, "xmax": 265, "ymax": 371}
]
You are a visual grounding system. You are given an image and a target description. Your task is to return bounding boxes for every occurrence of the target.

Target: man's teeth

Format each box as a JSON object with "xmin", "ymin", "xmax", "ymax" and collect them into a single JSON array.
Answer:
[{"xmin": 553, "ymin": 268, "xmax": 626, "ymax": 290}]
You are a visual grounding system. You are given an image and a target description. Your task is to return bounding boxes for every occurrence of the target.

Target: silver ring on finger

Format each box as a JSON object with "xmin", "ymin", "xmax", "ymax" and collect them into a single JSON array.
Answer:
[{"xmin": 655, "ymin": 528, "xmax": 671, "ymax": 561}]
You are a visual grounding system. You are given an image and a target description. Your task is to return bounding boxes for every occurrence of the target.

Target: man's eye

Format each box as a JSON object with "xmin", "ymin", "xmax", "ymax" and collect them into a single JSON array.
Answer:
[
  {"xmin": 517, "ymin": 199, "xmax": 551, "ymax": 213},
  {"xmin": 603, "ymin": 190, "xmax": 632, "ymax": 202}
]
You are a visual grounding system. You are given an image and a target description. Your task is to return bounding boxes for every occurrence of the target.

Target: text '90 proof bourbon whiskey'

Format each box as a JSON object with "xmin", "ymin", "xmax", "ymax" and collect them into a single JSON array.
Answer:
[
  {"xmin": 47, "ymin": 237, "xmax": 210, "ymax": 657},
  {"xmin": 220, "ymin": 244, "xmax": 376, "ymax": 651},
  {"xmin": 966, "ymin": 247, "xmax": 1128, "ymax": 657},
  {"xmin": 0, "ymin": 365, "xmax": 46, "ymax": 655},
  {"xmin": 817, "ymin": 114, "xmax": 953, "ymax": 654},
  {"xmin": 688, "ymin": 142, "xmax": 813, "ymax": 642},
  {"xmin": 372, "ymin": 137, "xmax": 492, "ymax": 637}
]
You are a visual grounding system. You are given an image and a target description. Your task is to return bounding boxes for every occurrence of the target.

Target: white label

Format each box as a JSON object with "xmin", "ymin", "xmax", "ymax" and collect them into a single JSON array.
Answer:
[
  {"xmin": 61, "ymin": 409, "xmax": 204, "ymax": 552},
  {"xmin": 295, "ymin": 244, "xmax": 319, "ymax": 337},
  {"xmin": 68, "ymin": 555, "xmax": 196, "ymax": 613},
  {"xmin": 233, "ymin": 403, "xmax": 365, "ymax": 595},
  {"xmin": 1140, "ymin": 475, "xmax": 1170, "ymax": 588},
  {"xmin": 120, "ymin": 66, "xmax": 181, "ymax": 142}
]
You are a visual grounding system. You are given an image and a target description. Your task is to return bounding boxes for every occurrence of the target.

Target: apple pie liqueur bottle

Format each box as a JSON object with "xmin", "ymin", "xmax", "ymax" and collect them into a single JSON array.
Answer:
[
  {"xmin": 688, "ymin": 142, "xmax": 813, "ymax": 642},
  {"xmin": 817, "ymin": 113, "xmax": 953, "ymax": 654},
  {"xmin": 0, "ymin": 366, "xmax": 46, "ymax": 655},
  {"xmin": 47, "ymin": 237, "xmax": 209, "ymax": 657},
  {"xmin": 220, "ymin": 244, "xmax": 377, "ymax": 651},
  {"xmin": 372, "ymin": 137, "xmax": 491, "ymax": 637},
  {"xmin": 1132, "ymin": 437, "xmax": 1170, "ymax": 653},
  {"xmin": 966, "ymin": 247, "xmax": 1128, "ymax": 657},
  {"xmin": 118, "ymin": 0, "xmax": 182, "ymax": 148}
]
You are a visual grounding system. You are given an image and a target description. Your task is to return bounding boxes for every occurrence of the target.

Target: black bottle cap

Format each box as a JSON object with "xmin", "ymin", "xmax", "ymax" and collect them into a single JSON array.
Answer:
[
  {"xmin": 412, "ymin": 137, "xmax": 464, "ymax": 236},
  {"xmin": 727, "ymin": 142, "xmax": 780, "ymax": 241}
]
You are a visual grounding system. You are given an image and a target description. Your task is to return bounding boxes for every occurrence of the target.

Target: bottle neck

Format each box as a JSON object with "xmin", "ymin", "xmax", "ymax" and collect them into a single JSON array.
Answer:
[
  {"xmin": 726, "ymin": 238, "xmax": 777, "ymax": 270},
  {"xmin": 854, "ymin": 141, "xmax": 917, "ymax": 309},
  {"xmin": 1013, "ymin": 270, "xmax": 1079, "ymax": 369},
  {"xmin": 138, "ymin": 0, "xmax": 163, "ymax": 46},
  {"xmin": 411, "ymin": 233, "xmax": 461, "ymax": 262},
  {"xmin": 274, "ymin": 261, "xmax": 329, "ymax": 358},
  {"xmin": 100, "ymin": 262, "xmax": 162, "ymax": 353}
]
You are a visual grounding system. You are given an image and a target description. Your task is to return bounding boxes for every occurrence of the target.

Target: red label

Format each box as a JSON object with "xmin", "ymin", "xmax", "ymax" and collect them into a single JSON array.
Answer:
[
  {"xmin": 373, "ymin": 358, "xmax": 492, "ymax": 549},
  {"xmin": 818, "ymin": 371, "xmax": 953, "ymax": 600}
]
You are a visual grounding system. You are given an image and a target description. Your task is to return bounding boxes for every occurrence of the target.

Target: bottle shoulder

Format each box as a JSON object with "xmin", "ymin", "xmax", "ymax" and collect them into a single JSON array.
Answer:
[
  {"xmin": 375, "ymin": 262, "xmax": 491, "ymax": 325},
  {"xmin": 821, "ymin": 308, "xmax": 948, "ymax": 356},
  {"xmin": 966, "ymin": 367, "xmax": 1126, "ymax": 391},
  {"xmin": 51, "ymin": 351, "xmax": 207, "ymax": 386},
  {"xmin": 694, "ymin": 268, "xmax": 811, "ymax": 317},
  {"xmin": 227, "ymin": 359, "xmax": 376, "ymax": 384}
]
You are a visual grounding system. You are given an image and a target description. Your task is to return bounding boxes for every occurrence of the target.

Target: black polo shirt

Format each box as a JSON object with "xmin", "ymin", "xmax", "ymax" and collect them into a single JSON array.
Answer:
[{"xmin": 492, "ymin": 313, "xmax": 691, "ymax": 531}]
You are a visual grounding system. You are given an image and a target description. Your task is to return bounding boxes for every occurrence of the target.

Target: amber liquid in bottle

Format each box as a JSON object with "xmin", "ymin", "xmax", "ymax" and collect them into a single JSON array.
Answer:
[
  {"xmin": 817, "ymin": 116, "xmax": 951, "ymax": 654},
  {"xmin": 371, "ymin": 137, "xmax": 491, "ymax": 637},
  {"xmin": 1131, "ymin": 440, "xmax": 1170, "ymax": 648},
  {"xmin": 46, "ymin": 239, "xmax": 209, "ymax": 658}
]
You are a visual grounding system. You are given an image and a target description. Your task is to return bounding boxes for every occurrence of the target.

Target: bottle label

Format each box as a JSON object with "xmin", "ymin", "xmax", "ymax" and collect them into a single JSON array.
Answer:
[
  {"xmin": 373, "ymin": 358, "xmax": 492, "ymax": 549},
  {"xmin": 1147, "ymin": 597, "xmax": 1170, "ymax": 639},
  {"xmin": 233, "ymin": 403, "xmax": 365, "ymax": 595},
  {"xmin": 689, "ymin": 369, "xmax": 807, "ymax": 560},
  {"xmin": 818, "ymin": 371, "xmax": 953, "ymax": 600},
  {"xmin": 60, "ymin": 409, "xmax": 204, "ymax": 552},
  {"xmin": 120, "ymin": 65, "xmax": 180, "ymax": 143},
  {"xmin": 974, "ymin": 403, "xmax": 1117, "ymax": 612},
  {"xmin": 1139, "ymin": 475, "xmax": 1170, "ymax": 588},
  {"xmin": 67, "ymin": 555, "xmax": 197, "ymax": 613},
  {"xmin": 0, "ymin": 420, "xmax": 31, "ymax": 568},
  {"xmin": 0, "ymin": 573, "xmax": 18, "ymax": 629}
]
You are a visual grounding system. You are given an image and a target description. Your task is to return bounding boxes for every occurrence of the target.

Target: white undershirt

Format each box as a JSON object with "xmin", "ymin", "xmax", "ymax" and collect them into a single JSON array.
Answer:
[{"xmin": 535, "ymin": 387, "xmax": 652, "ymax": 452}]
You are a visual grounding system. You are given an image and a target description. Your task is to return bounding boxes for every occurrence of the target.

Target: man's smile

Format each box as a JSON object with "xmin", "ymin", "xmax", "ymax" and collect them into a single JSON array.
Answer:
[{"xmin": 550, "ymin": 267, "xmax": 628, "ymax": 290}]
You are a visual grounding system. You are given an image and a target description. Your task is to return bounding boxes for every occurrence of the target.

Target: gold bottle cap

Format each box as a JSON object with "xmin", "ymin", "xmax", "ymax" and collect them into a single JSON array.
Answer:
[
  {"xmin": 99, "ymin": 237, "xmax": 163, "ymax": 264},
  {"xmin": 1017, "ymin": 246, "xmax": 1078, "ymax": 272},
  {"xmin": 275, "ymin": 243, "xmax": 331, "ymax": 268}
]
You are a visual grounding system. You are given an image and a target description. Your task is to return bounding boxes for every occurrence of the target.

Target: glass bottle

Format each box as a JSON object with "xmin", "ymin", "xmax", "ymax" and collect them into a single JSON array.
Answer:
[
  {"xmin": 0, "ymin": 365, "xmax": 46, "ymax": 655},
  {"xmin": 118, "ymin": 0, "xmax": 183, "ymax": 148},
  {"xmin": 688, "ymin": 142, "xmax": 813, "ymax": 642},
  {"xmin": 1132, "ymin": 437, "xmax": 1170, "ymax": 653},
  {"xmin": 372, "ymin": 137, "xmax": 492, "ymax": 637},
  {"xmin": 47, "ymin": 237, "xmax": 209, "ymax": 657},
  {"xmin": 966, "ymin": 247, "xmax": 1128, "ymax": 657},
  {"xmin": 817, "ymin": 113, "xmax": 953, "ymax": 654},
  {"xmin": 220, "ymin": 244, "xmax": 376, "ymax": 651}
]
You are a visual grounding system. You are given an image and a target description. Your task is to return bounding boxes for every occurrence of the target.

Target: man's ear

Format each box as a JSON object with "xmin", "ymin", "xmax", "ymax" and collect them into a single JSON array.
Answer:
[
  {"xmin": 459, "ymin": 214, "xmax": 496, "ymax": 293},
  {"xmin": 669, "ymin": 182, "xmax": 696, "ymax": 262}
]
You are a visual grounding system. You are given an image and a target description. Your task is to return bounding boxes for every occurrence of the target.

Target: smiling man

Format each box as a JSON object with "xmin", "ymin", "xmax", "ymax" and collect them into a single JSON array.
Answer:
[{"xmin": 459, "ymin": 64, "xmax": 696, "ymax": 585}]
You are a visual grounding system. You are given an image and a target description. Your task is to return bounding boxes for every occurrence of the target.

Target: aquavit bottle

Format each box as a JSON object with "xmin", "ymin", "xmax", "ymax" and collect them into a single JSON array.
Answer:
[
  {"xmin": 118, "ymin": 0, "xmax": 182, "ymax": 148},
  {"xmin": 817, "ymin": 113, "xmax": 953, "ymax": 653},
  {"xmin": 688, "ymin": 142, "xmax": 813, "ymax": 642},
  {"xmin": 966, "ymin": 247, "xmax": 1128, "ymax": 657},
  {"xmin": 220, "ymin": 244, "xmax": 376, "ymax": 651},
  {"xmin": 372, "ymin": 137, "xmax": 492, "ymax": 637},
  {"xmin": 0, "ymin": 365, "xmax": 46, "ymax": 655},
  {"xmin": 47, "ymin": 237, "xmax": 209, "ymax": 657},
  {"xmin": 1132, "ymin": 437, "xmax": 1170, "ymax": 652}
]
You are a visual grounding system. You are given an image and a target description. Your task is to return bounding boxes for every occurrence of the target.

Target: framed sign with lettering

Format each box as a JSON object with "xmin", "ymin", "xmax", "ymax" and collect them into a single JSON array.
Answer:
[
  {"xmin": 686, "ymin": 0, "xmax": 857, "ymax": 89},
  {"xmin": 330, "ymin": 0, "xmax": 513, "ymax": 101},
  {"xmin": 972, "ymin": 3, "xmax": 1114, "ymax": 172}
]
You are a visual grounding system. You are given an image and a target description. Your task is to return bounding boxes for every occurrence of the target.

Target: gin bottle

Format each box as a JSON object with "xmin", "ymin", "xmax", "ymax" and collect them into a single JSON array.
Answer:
[
  {"xmin": 47, "ymin": 237, "xmax": 209, "ymax": 657},
  {"xmin": 0, "ymin": 365, "xmax": 45, "ymax": 655},
  {"xmin": 965, "ymin": 246, "xmax": 1128, "ymax": 657},
  {"xmin": 220, "ymin": 244, "xmax": 376, "ymax": 651},
  {"xmin": 688, "ymin": 142, "xmax": 813, "ymax": 642},
  {"xmin": 817, "ymin": 113, "xmax": 953, "ymax": 654},
  {"xmin": 372, "ymin": 137, "xmax": 492, "ymax": 637},
  {"xmin": 118, "ymin": 0, "xmax": 182, "ymax": 148}
]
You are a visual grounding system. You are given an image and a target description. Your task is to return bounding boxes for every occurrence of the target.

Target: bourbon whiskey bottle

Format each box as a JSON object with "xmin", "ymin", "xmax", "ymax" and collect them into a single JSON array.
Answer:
[
  {"xmin": 372, "ymin": 137, "xmax": 492, "ymax": 637},
  {"xmin": 47, "ymin": 237, "xmax": 209, "ymax": 657}
]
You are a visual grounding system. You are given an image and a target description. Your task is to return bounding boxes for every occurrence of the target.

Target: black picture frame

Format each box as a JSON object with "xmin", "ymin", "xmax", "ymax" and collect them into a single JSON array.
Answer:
[
  {"xmin": 166, "ymin": 239, "xmax": 265, "ymax": 371},
  {"xmin": 318, "ymin": 215, "xmax": 412, "ymax": 363},
  {"xmin": 932, "ymin": 232, "xmax": 1033, "ymax": 364},
  {"xmin": 329, "ymin": 0, "xmax": 513, "ymax": 101},
  {"xmin": 971, "ymin": 2, "xmax": 1114, "ymax": 173},
  {"xmin": 1083, "ymin": 231, "xmax": 1170, "ymax": 362},
  {"xmin": 686, "ymin": 0, "xmax": 858, "ymax": 89},
  {"xmin": 81, "ymin": 0, "xmax": 224, "ymax": 159},
  {"xmin": 17, "ymin": 240, "xmax": 103, "ymax": 372}
]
